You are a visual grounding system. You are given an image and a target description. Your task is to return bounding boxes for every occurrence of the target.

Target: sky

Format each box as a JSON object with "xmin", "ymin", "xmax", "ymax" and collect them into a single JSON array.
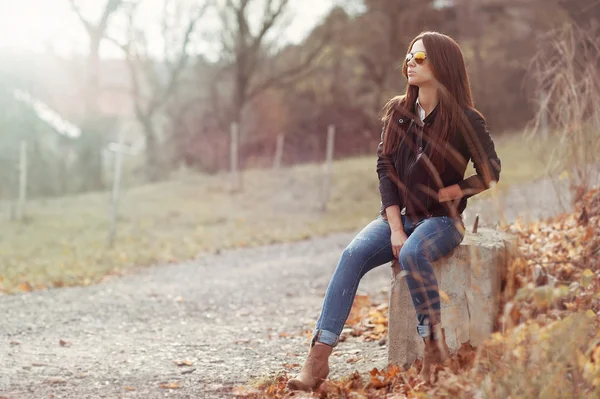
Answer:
[{"xmin": 0, "ymin": 0, "xmax": 346, "ymax": 60}]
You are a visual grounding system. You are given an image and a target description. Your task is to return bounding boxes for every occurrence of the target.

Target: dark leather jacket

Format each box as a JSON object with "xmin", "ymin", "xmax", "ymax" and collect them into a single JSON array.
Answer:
[{"xmin": 377, "ymin": 105, "xmax": 501, "ymax": 220}]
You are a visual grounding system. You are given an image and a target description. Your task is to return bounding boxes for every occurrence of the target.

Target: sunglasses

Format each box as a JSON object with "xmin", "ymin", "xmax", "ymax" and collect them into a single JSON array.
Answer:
[{"xmin": 406, "ymin": 51, "xmax": 427, "ymax": 65}]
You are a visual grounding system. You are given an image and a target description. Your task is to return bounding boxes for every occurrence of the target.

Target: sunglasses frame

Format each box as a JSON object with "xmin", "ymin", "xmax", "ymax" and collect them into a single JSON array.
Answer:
[{"xmin": 406, "ymin": 51, "xmax": 427, "ymax": 65}]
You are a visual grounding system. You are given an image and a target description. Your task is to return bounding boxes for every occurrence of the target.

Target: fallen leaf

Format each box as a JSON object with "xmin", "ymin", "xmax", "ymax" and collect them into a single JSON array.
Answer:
[
  {"xmin": 173, "ymin": 359, "xmax": 193, "ymax": 367},
  {"xmin": 18, "ymin": 282, "xmax": 32, "ymax": 292},
  {"xmin": 440, "ymin": 290, "xmax": 451, "ymax": 304},
  {"xmin": 232, "ymin": 386, "xmax": 260, "ymax": 396},
  {"xmin": 159, "ymin": 381, "xmax": 181, "ymax": 389},
  {"xmin": 124, "ymin": 386, "xmax": 135, "ymax": 391},
  {"xmin": 347, "ymin": 294, "xmax": 371, "ymax": 325}
]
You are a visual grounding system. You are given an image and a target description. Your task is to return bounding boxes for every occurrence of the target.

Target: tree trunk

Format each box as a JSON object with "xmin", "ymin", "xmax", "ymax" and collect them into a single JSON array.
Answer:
[
  {"xmin": 232, "ymin": 63, "xmax": 247, "ymax": 189},
  {"xmin": 142, "ymin": 117, "xmax": 162, "ymax": 182},
  {"xmin": 78, "ymin": 33, "xmax": 105, "ymax": 192}
]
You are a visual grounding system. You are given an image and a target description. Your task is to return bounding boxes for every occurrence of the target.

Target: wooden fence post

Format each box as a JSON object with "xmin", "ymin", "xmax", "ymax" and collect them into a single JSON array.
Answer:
[
  {"xmin": 107, "ymin": 136, "xmax": 128, "ymax": 248},
  {"xmin": 230, "ymin": 122, "xmax": 241, "ymax": 191},
  {"xmin": 320, "ymin": 125, "xmax": 335, "ymax": 211},
  {"xmin": 16, "ymin": 140, "xmax": 27, "ymax": 222},
  {"xmin": 273, "ymin": 133, "xmax": 284, "ymax": 170}
]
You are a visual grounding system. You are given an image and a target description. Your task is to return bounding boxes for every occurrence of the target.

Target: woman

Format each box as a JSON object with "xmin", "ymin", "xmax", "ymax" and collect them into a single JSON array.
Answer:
[{"xmin": 287, "ymin": 31, "xmax": 501, "ymax": 391}]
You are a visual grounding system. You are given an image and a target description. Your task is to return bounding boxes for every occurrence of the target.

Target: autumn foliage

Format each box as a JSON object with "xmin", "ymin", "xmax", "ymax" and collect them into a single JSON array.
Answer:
[{"xmin": 237, "ymin": 187, "xmax": 600, "ymax": 398}]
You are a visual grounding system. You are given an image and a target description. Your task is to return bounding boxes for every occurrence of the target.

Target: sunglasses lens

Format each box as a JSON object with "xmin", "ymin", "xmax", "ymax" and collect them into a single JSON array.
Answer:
[
  {"xmin": 406, "ymin": 52, "xmax": 426, "ymax": 65},
  {"xmin": 414, "ymin": 52, "xmax": 426, "ymax": 64}
]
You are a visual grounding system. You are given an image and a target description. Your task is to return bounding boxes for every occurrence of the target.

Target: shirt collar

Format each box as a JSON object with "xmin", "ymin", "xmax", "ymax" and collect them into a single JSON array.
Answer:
[
  {"xmin": 415, "ymin": 97, "xmax": 439, "ymax": 124},
  {"xmin": 415, "ymin": 98, "xmax": 426, "ymax": 122}
]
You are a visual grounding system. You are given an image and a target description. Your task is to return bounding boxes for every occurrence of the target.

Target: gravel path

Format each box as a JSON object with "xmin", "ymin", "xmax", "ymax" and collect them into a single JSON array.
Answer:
[{"xmin": 1, "ymin": 169, "xmax": 598, "ymax": 399}]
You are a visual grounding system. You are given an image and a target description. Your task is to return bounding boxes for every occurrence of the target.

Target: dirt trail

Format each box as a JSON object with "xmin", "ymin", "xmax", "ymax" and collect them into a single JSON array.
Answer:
[{"xmin": 1, "ymin": 171, "xmax": 596, "ymax": 399}]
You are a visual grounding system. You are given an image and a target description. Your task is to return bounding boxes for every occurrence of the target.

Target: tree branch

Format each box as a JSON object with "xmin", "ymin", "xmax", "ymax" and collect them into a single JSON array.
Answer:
[
  {"xmin": 149, "ymin": 3, "xmax": 208, "ymax": 114},
  {"xmin": 247, "ymin": 29, "xmax": 329, "ymax": 101},
  {"xmin": 97, "ymin": 0, "xmax": 125, "ymax": 36},
  {"xmin": 67, "ymin": 0, "xmax": 94, "ymax": 35},
  {"xmin": 104, "ymin": 7, "xmax": 146, "ymax": 119},
  {"xmin": 252, "ymin": 0, "xmax": 289, "ymax": 54}
]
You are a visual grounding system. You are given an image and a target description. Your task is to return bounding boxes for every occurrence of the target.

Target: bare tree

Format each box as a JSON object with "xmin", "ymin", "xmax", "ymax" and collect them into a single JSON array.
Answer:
[
  {"xmin": 110, "ymin": 0, "xmax": 209, "ymax": 181},
  {"xmin": 68, "ymin": 0, "xmax": 127, "ymax": 190},
  {"xmin": 69, "ymin": 0, "xmax": 126, "ymax": 113},
  {"xmin": 212, "ymin": 0, "xmax": 331, "ymax": 190},
  {"xmin": 220, "ymin": 0, "xmax": 330, "ymax": 129}
]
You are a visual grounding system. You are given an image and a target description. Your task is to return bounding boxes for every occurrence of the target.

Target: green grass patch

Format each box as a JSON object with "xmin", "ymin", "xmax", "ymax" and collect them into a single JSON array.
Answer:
[{"xmin": 0, "ymin": 133, "xmax": 561, "ymax": 293}]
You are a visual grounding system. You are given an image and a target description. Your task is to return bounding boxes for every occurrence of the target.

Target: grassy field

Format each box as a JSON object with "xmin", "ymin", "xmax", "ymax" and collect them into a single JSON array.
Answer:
[{"xmin": 0, "ymin": 133, "xmax": 560, "ymax": 294}]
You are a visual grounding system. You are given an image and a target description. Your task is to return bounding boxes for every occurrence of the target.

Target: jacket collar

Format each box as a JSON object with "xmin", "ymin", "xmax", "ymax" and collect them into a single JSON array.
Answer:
[
  {"xmin": 395, "ymin": 98, "xmax": 440, "ymax": 127},
  {"xmin": 415, "ymin": 98, "xmax": 439, "ymax": 126}
]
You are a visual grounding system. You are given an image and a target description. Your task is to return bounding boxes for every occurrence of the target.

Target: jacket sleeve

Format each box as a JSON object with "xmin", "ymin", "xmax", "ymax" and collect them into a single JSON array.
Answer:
[
  {"xmin": 456, "ymin": 112, "xmax": 502, "ymax": 200},
  {"xmin": 377, "ymin": 123, "xmax": 402, "ymax": 210}
]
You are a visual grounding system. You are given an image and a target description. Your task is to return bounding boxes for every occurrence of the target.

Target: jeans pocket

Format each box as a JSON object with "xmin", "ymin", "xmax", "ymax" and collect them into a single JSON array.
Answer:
[
  {"xmin": 439, "ymin": 216, "xmax": 465, "ymax": 250},
  {"xmin": 453, "ymin": 223, "xmax": 466, "ymax": 249}
]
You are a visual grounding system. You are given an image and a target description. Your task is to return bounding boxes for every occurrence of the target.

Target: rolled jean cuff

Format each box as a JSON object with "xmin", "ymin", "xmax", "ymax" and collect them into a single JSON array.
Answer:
[{"xmin": 312, "ymin": 328, "xmax": 339, "ymax": 347}]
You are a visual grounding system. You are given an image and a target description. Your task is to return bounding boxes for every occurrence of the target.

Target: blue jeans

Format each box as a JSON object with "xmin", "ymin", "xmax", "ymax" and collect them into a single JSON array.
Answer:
[{"xmin": 312, "ymin": 214, "xmax": 465, "ymax": 347}]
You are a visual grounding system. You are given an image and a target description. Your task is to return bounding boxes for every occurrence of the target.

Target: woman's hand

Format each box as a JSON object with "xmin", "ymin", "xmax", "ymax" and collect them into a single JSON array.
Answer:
[
  {"xmin": 390, "ymin": 228, "xmax": 408, "ymax": 259},
  {"xmin": 438, "ymin": 184, "xmax": 463, "ymax": 202}
]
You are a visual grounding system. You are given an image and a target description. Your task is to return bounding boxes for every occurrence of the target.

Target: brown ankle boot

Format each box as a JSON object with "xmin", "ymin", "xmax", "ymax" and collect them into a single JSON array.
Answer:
[
  {"xmin": 419, "ymin": 323, "xmax": 450, "ymax": 382},
  {"xmin": 287, "ymin": 342, "xmax": 333, "ymax": 392}
]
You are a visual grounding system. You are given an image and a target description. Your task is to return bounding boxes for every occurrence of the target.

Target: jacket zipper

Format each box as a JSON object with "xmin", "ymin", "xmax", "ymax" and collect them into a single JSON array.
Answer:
[{"xmin": 403, "ymin": 119, "xmax": 421, "ymax": 207}]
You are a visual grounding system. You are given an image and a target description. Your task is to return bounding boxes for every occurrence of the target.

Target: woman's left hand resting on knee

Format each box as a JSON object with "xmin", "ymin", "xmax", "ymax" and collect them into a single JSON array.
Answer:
[{"xmin": 385, "ymin": 205, "xmax": 407, "ymax": 258}]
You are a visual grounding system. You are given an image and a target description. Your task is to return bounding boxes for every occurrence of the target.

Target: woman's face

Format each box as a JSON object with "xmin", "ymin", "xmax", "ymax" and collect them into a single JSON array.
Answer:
[{"xmin": 406, "ymin": 39, "xmax": 436, "ymax": 87}]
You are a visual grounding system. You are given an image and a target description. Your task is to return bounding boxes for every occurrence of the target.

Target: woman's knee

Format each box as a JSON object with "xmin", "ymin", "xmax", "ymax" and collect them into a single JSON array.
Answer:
[
  {"xmin": 398, "ymin": 244, "xmax": 421, "ymax": 269},
  {"xmin": 341, "ymin": 243, "xmax": 368, "ymax": 265},
  {"xmin": 339, "ymin": 239, "xmax": 382, "ymax": 274}
]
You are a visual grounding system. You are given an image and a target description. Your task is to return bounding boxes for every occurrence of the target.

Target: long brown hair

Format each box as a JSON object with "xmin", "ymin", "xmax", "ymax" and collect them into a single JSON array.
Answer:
[{"xmin": 381, "ymin": 31, "xmax": 480, "ymax": 171}]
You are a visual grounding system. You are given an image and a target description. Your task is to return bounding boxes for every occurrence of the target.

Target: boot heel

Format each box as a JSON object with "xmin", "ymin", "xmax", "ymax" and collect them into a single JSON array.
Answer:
[{"xmin": 313, "ymin": 378, "xmax": 325, "ymax": 391}]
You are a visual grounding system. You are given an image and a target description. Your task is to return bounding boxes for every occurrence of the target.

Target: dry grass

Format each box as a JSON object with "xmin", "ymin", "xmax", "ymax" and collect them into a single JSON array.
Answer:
[
  {"xmin": 529, "ymin": 24, "xmax": 600, "ymax": 193},
  {"xmin": 0, "ymin": 133, "xmax": 562, "ymax": 293}
]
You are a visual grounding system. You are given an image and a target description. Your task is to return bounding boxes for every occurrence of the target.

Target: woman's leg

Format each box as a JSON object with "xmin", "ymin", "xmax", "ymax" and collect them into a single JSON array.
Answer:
[
  {"xmin": 312, "ymin": 215, "xmax": 396, "ymax": 346},
  {"xmin": 398, "ymin": 216, "xmax": 465, "ymax": 337}
]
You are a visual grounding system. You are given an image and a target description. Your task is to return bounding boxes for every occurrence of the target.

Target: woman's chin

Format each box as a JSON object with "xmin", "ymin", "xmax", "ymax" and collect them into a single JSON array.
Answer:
[{"xmin": 407, "ymin": 77, "xmax": 420, "ymax": 86}]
